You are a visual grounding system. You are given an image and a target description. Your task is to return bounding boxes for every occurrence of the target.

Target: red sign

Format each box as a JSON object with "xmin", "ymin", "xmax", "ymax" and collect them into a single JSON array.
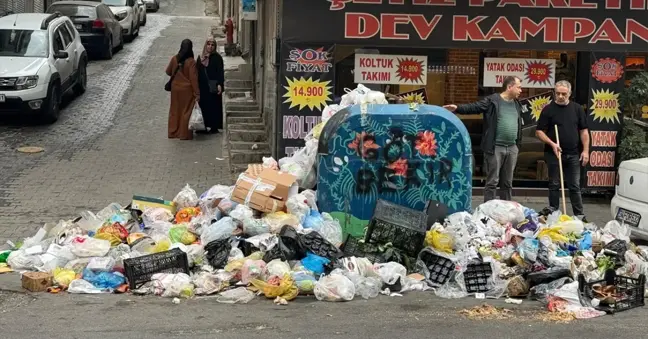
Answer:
[
  {"xmin": 282, "ymin": 1, "xmax": 648, "ymax": 52},
  {"xmin": 590, "ymin": 58, "xmax": 624, "ymax": 83},
  {"xmin": 396, "ymin": 57, "xmax": 425, "ymax": 83},
  {"xmin": 525, "ymin": 60, "xmax": 552, "ymax": 85}
]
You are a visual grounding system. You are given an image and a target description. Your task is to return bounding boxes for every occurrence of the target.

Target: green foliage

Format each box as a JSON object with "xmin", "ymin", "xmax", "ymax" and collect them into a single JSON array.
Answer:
[
  {"xmin": 619, "ymin": 121, "xmax": 648, "ymax": 162},
  {"xmin": 620, "ymin": 71, "xmax": 648, "ymax": 120},
  {"xmin": 618, "ymin": 71, "xmax": 648, "ymax": 161}
]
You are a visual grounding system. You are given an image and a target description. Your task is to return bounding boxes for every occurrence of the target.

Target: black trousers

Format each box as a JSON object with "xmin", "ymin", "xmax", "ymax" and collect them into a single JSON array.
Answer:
[{"xmin": 545, "ymin": 152, "xmax": 584, "ymax": 216}]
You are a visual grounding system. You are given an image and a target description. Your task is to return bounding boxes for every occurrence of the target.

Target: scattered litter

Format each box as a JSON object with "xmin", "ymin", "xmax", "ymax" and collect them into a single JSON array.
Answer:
[
  {"xmin": 16, "ymin": 146, "xmax": 44, "ymax": 153},
  {"xmin": 505, "ymin": 298, "xmax": 523, "ymax": 305}
]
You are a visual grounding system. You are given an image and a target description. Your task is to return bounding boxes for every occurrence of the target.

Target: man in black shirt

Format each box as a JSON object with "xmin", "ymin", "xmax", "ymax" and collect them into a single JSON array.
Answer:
[{"xmin": 536, "ymin": 80, "xmax": 590, "ymax": 218}]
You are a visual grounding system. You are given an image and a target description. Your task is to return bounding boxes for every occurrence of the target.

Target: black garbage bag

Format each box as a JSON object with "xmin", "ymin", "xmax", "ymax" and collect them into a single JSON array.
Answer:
[
  {"xmin": 235, "ymin": 236, "xmax": 259, "ymax": 257},
  {"xmin": 526, "ymin": 267, "xmax": 571, "ymax": 287},
  {"xmin": 603, "ymin": 239, "xmax": 628, "ymax": 267},
  {"xmin": 301, "ymin": 231, "xmax": 344, "ymax": 260},
  {"xmin": 204, "ymin": 238, "xmax": 232, "ymax": 269},
  {"xmin": 263, "ymin": 225, "xmax": 306, "ymax": 262},
  {"xmin": 536, "ymin": 241, "xmax": 551, "ymax": 267}
]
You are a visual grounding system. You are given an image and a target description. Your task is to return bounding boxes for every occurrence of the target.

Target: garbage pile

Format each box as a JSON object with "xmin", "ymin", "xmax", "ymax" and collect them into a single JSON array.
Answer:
[{"xmin": 0, "ymin": 84, "xmax": 645, "ymax": 319}]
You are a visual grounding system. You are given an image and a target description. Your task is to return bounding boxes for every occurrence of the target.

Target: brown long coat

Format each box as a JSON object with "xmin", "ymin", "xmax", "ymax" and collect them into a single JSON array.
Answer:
[{"xmin": 166, "ymin": 56, "xmax": 200, "ymax": 140}]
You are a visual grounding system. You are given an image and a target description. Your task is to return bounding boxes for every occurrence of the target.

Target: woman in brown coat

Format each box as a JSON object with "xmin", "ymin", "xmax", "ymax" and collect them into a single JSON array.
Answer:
[{"xmin": 166, "ymin": 39, "xmax": 200, "ymax": 140}]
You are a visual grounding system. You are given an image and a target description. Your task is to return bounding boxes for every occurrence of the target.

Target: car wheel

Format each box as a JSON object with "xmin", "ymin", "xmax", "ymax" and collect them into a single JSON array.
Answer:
[
  {"xmin": 43, "ymin": 82, "xmax": 61, "ymax": 124},
  {"xmin": 134, "ymin": 22, "xmax": 140, "ymax": 36},
  {"xmin": 73, "ymin": 59, "xmax": 87, "ymax": 96},
  {"xmin": 103, "ymin": 35, "xmax": 113, "ymax": 59}
]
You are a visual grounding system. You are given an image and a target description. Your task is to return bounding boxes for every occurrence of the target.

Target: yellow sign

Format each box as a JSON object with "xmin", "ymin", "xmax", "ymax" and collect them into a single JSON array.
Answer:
[
  {"xmin": 590, "ymin": 89, "xmax": 621, "ymax": 124},
  {"xmin": 528, "ymin": 96, "xmax": 551, "ymax": 122},
  {"xmin": 283, "ymin": 76, "xmax": 331, "ymax": 111}
]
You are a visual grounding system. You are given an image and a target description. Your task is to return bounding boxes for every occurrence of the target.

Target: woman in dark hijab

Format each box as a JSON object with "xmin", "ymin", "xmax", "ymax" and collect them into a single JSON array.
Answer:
[
  {"xmin": 195, "ymin": 36, "xmax": 225, "ymax": 134},
  {"xmin": 165, "ymin": 39, "xmax": 200, "ymax": 140}
]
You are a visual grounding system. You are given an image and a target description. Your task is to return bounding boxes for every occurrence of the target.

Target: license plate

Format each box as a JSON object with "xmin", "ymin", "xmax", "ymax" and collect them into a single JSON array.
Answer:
[
  {"xmin": 0, "ymin": 94, "xmax": 5, "ymax": 102},
  {"xmin": 616, "ymin": 208, "xmax": 641, "ymax": 227},
  {"xmin": 75, "ymin": 24, "xmax": 82, "ymax": 30}
]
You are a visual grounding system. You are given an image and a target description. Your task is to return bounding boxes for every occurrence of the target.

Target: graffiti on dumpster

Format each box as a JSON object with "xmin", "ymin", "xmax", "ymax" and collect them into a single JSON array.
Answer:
[{"xmin": 317, "ymin": 104, "xmax": 473, "ymax": 237}]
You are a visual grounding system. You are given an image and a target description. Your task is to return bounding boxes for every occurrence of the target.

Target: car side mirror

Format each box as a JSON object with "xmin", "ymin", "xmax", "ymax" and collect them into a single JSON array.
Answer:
[{"xmin": 54, "ymin": 50, "xmax": 68, "ymax": 59}]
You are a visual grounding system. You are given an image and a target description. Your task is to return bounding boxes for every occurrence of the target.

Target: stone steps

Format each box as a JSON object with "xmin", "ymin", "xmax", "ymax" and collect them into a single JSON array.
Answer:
[
  {"xmin": 229, "ymin": 149, "xmax": 268, "ymax": 163},
  {"xmin": 228, "ymin": 128, "xmax": 267, "ymax": 142},
  {"xmin": 227, "ymin": 116, "xmax": 263, "ymax": 124},
  {"xmin": 229, "ymin": 141, "xmax": 271, "ymax": 152}
]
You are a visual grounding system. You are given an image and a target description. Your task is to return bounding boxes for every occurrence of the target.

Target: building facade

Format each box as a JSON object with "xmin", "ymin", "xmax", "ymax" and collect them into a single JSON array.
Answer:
[{"xmin": 275, "ymin": 0, "xmax": 648, "ymax": 193}]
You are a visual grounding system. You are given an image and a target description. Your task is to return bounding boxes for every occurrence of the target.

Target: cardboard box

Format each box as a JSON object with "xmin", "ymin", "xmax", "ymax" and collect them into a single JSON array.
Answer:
[
  {"xmin": 131, "ymin": 195, "xmax": 176, "ymax": 215},
  {"xmin": 22, "ymin": 272, "xmax": 53, "ymax": 292},
  {"xmin": 231, "ymin": 167, "xmax": 298, "ymax": 213}
]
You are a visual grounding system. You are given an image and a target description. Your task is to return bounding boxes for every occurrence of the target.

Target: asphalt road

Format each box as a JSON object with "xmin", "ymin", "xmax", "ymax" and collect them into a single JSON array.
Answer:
[{"xmin": 0, "ymin": 0, "xmax": 630, "ymax": 337}]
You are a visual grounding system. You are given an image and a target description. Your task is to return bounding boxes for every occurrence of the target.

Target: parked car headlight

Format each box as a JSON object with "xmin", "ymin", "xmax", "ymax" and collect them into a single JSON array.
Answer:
[
  {"xmin": 115, "ymin": 11, "xmax": 128, "ymax": 21},
  {"xmin": 15, "ymin": 76, "xmax": 38, "ymax": 90}
]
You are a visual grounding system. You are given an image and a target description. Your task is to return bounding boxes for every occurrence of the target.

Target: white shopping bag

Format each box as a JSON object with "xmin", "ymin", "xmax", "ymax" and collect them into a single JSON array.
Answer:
[{"xmin": 189, "ymin": 103, "xmax": 205, "ymax": 131}]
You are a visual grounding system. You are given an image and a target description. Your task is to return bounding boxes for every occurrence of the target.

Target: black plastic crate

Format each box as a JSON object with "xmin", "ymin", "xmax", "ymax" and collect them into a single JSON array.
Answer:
[
  {"xmin": 418, "ymin": 248, "xmax": 455, "ymax": 286},
  {"xmin": 578, "ymin": 270, "xmax": 646, "ymax": 314},
  {"xmin": 341, "ymin": 235, "xmax": 385, "ymax": 264},
  {"xmin": 124, "ymin": 248, "xmax": 190, "ymax": 289},
  {"xmin": 365, "ymin": 199, "xmax": 427, "ymax": 258},
  {"xmin": 464, "ymin": 262, "xmax": 493, "ymax": 293}
]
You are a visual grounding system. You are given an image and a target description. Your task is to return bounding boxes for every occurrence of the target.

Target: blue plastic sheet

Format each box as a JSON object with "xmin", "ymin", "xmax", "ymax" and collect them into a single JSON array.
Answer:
[
  {"xmin": 82, "ymin": 269, "xmax": 126, "ymax": 289},
  {"xmin": 301, "ymin": 252, "xmax": 330, "ymax": 276}
]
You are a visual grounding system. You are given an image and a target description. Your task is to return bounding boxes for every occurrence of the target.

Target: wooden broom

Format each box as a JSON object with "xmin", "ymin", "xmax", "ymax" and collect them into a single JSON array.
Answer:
[{"xmin": 554, "ymin": 125, "xmax": 568, "ymax": 215}]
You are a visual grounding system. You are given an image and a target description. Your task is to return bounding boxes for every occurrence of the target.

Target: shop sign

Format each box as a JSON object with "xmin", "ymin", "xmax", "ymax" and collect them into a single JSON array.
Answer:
[
  {"xmin": 584, "ymin": 53, "xmax": 625, "ymax": 193},
  {"xmin": 241, "ymin": 0, "xmax": 257, "ymax": 21},
  {"xmin": 483, "ymin": 58, "xmax": 555, "ymax": 88},
  {"xmin": 354, "ymin": 54, "xmax": 427, "ymax": 85},
  {"xmin": 281, "ymin": 0, "xmax": 648, "ymax": 52},
  {"xmin": 397, "ymin": 88, "xmax": 428, "ymax": 104},
  {"xmin": 277, "ymin": 43, "xmax": 336, "ymax": 158},
  {"xmin": 519, "ymin": 91, "xmax": 553, "ymax": 126}
]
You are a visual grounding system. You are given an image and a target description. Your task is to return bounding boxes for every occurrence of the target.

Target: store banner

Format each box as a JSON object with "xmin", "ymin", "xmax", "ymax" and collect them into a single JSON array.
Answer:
[
  {"xmin": 241, "ymin": 0, "xmax": 257, "ymax": 20},
  {"xmin": 281, "ymin": 0, "xmax": 648, "ymax": 52},
  {"xmin": 397, "ymin": 88, "xmax": 428, "ymax": 104},
  {"xmin": 584, "ymin": 53, "xmax": 625, "ymax": 192},
  {"xmin": 483, "ymin": 58, "xmax": 556, "ymax": 88},
  {"xmin": 277, "ymin": 42, "xmax": 335, "ymax": 158},
  {"xmin": 519, "ymin": 91, "xmax": 554, "ymax": 127},
  {"xmin": 354, "ymin": 54, "xmax": 427, "ymax": 85}
]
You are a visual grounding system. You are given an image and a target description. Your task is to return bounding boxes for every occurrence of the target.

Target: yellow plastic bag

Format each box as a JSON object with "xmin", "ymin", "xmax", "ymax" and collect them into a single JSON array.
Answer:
[
  {"xmin": 225, "ymin": 251, "xmax": 264, "ymax": 272},
  {"xmin": 250, "ymin": 274, "xmax": 298, "ymax": 301},
  {"xmin": 94, "ymin": 232, "xmax": 121, "ymax": 247},
  {"xmin": 425, "ymin": 229, "xmax": 454, "ymax": 253},
  {"xmin": 263, "ymin": 212, "xmax": 300, "ymax": 233},
  {"xmin": 537, "ymin": 226, "xmax": 570, "ymax": 243},
  {"xmin": 310, "ymin": 122, "xmax": 324, "ymax": 139},
  {"xmin": 53, "ymin": 268, "xmax": 77, "ymax": 288},
  {"xmin": 169, "ymin": 226, "xmax": 197, "ymax": 245}
]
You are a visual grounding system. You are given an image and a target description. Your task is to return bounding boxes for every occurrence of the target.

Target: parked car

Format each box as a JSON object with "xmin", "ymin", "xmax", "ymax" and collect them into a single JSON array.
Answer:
[
  {"xmin": 136, "ymin": 0, "xmax": 147, "ymax": 26},
  {"xmin": 142, "ymin": 0, "xmax": 159, "ymax": 12},
  {"xmin": 102, "ymin": 0, "xmax": 139, "ymax": 42},
  {"xmin": 611, "ymin": 157, "xmax": 648, "ymax": 239},
  {"xmin": 0, "ymin": 12, "xmax": 88, "ymax": 123},
  {"xmin": 46, "ymin": 1, "xmax": 123, "ymax": 59}
]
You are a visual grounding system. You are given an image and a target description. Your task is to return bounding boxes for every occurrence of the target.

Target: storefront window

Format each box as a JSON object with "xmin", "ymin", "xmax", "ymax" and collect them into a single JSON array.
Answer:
[{"xmin": 330, "ymin": 46, "xmax": 583, "ymax": 187}]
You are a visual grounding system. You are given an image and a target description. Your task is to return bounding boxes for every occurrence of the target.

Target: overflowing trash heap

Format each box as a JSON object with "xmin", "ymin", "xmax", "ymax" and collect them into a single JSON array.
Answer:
[{"xmin": 0, "ymin": 85, "xmax": 645, "ymax": 320}]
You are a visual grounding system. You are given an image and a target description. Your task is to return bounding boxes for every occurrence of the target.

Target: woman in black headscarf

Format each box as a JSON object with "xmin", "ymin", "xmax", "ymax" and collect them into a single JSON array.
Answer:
[
  {"xmin": 195, "ymin": 36, "xmax": 225, "ymax": 134},
  {"xmin": 165, "ymin": 39, "xmax": 200, "ymax": 140}
]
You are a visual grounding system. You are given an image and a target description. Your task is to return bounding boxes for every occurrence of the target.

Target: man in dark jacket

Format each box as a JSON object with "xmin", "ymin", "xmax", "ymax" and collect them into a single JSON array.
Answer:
[{"xmin": 444, "ymin": 76, "xmax": 523, "ymax": 202}]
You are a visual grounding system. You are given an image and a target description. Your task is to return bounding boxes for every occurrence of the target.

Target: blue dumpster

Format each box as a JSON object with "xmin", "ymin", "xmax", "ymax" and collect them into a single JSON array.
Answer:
[{"xmin": 316, "ymin": 104, "xmax": 473, "ymax": 238}]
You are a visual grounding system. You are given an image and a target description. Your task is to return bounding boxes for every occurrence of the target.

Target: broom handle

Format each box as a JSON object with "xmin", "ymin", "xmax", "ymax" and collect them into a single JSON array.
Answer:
[{"xmin": 554, "ymin": 125, "xmax": 568, "ymax": 215}]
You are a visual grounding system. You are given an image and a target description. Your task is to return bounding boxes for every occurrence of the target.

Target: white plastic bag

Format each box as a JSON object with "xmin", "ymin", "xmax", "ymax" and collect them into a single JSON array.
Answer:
[
  {"xmin": 69, "ymin": 236, "xmax": 111, "ymax": 258},
  {"xmin": 474, "ymin": 199, "xmax": 525, "ymax": 225},
  {"xmin": 151, "ymin": 273, "xmax": 194, "ymax": 298},
  {"xmin": 173, "ymin": 184, "xmax": 199, "ymax": 209},
  {"xmin": 314, "ymin": 270, "xmax": 356, "ymax": 302},
  {"xmin": 321, "ymin": 104, "xmax": 342, "ymax": 123},
  {"xmin": 201, "ymin": 217, "xmax": 237, "ymax": 245},
  {"xmin": 189, "ymin": 103, "xmax": 205, "ymax": 131},
  {"xmin": 266, "ymin": 259, "xmax": 291, "ymax": 278},
  {"xmin": 375, "ymin": 262, "xmax": 407, "ymax": 285},
  {"xmin": 318, "ymin": 213, "xmax": 343, "ymax": 246},
  {"xmin": 216, "ymin": 287, "xmax": 255, "ymax": 304},
  {"xmin": 6, "ymin": 250, "xmax": 43, "ymax": 271}
]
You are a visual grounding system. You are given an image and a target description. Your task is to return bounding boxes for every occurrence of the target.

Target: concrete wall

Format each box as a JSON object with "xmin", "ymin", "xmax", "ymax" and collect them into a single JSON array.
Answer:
[
  {"xmin": 1, "ymin": 0, "xmax": 45, "ymax": 13},
  {"xmin": 261, "ymin": 0, "xmax": 279, "ymax": 155}
]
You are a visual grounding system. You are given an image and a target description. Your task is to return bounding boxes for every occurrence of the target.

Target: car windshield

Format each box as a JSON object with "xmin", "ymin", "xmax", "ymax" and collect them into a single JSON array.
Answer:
[
  {"xmin": 102, "ymin": 0, "xmax": 127, "ymax": 6},
  {"xmin": 47, "ymin": 5, "xmax": 97, "ymax": 19},
  {"xmin": 0, "ymin": 29, "xmax": 48, "ymax": 57}
]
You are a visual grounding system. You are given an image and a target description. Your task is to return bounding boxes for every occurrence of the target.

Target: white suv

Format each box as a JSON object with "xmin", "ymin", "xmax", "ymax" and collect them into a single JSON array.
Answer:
[{"xmin": 0, "ymin": 12, "xmax": 88, "ymax": 123}]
